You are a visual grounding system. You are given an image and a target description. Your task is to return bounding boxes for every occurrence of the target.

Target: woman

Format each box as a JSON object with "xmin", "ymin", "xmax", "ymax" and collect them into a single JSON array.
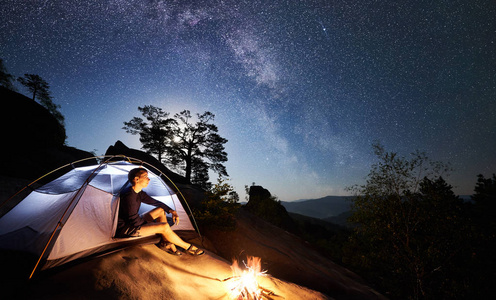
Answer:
[{"xmin": 116, "ymin": 167, "xmax": 204, "ymax": 256}]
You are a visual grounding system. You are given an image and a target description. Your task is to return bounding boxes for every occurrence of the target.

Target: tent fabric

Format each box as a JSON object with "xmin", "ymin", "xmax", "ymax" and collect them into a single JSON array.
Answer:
[{"xmin": 0, "ymin": 160, "xmax": 196, "ymax": 272}]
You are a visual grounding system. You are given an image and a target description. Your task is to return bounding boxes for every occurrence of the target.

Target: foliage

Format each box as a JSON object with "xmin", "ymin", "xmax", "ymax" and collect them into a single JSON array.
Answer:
[
  {"xmin": 246, "ymin": 194, "xmax": 283, "ymax": 222},
  {"xmin": 290, "ymin": 213, "xmax": 350, "ymax": 262},
  {"xmin": 348, "ymin": 142, "xmax": 452, "ymax": 197},
  {"xmin": 472, "ymin": 173, "xmax": 496, "ymax": 225},
  {"xmin": 167, "ymin": 110, "xmax": 228, "ymax": 189},
  {"xmin": 123, "ymin": 106, "xmax": 228, "ymax": 189},
  {"xmin": 345, "ymin": 143, "xmax": 473, "ymax": 299},
  {"xmin": 0, "ymin": 58, "xmax": 16, "ymax": 91},
  {"xmin": 17, "ymin": 74, "xmax": 50, "ymax": 101},
  {"xmin": 192, "ymin": 177, "xmax": 240, "ymax": 230},
  {"xmin": 17, "ymin": 73, "xmax": 66, "ymax": 133},
  {"xmin": 123, "ymin": 105, "xmax": 175, "ymax": 162},
  {"xmin": 468, "ymin": 174, "xmax": 496, "ymax": 298},
  {"xmin": 39, "ymin": 95, "xmax": 65, "ymax": 127},
  {"xmin": 244, "ymin": 184, "xmax": 295, "ymax": 231}
]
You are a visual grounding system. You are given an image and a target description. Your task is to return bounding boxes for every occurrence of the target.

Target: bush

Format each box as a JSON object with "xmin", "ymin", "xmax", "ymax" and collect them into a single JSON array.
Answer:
[
  {"xmin": 345, "ymin": 143, "xmax": 473, "ymax": 299},
  {"xmin": 192, "ymin": 177, "xmax": 240, "ymax": 230},
  {"xmin": 244, "ymin": 185, "xmax": 296, "ymax": 232}
]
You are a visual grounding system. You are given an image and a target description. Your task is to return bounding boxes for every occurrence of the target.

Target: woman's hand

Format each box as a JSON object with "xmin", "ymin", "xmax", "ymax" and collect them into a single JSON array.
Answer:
[{"xmin": 170, "ymin": 210, "xmax": 180, "ymax": 225}]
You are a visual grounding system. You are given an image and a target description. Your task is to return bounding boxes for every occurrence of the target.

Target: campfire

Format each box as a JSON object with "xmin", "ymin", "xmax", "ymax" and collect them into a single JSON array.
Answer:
[{"xmin": 223, "ymin": 256, "xmax": 281, "ymax": 300}]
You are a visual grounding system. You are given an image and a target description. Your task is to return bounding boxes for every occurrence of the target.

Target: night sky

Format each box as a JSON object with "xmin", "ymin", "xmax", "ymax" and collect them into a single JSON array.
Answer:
[{"xmin": 1, "ymin": 0, "xmax": 495, "ymax": 201}]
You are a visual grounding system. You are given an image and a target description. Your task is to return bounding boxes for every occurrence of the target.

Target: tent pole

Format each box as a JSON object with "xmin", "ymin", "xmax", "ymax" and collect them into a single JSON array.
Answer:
[
  {"xmin": 10, "ymin": 154, "xmax": 201, "ymax": 278},
  {"xmin": 29, "ymin": 222, "xmax": 62, "ymax": 279},
  {"xmin": 137, "ymin": 160, "xmax": 203, "ymax": 240},
  {"xmin": 0, "ymin": 156, "xmax": 102, "ymax": 211},
  {"xmin": 27, "ymin": 158, "xmax": 112, "ymax": 279}
]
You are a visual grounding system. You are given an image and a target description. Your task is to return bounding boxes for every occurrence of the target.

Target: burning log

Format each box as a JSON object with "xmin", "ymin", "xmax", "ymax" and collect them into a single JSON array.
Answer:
[{"xmin": 223, "ymin": 256, "xmax": 284, "ymax": 300}]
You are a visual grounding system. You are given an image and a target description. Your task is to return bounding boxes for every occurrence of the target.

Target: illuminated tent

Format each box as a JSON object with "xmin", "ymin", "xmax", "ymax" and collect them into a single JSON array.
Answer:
[{"xmin": 0, "ymin": 156, "xmax": 198, "ymax": 278}]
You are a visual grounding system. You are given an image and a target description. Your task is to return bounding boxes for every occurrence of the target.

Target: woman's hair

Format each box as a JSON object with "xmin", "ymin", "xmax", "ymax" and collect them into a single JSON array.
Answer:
[{"xmin": 128, "ymin": 167, "xmax": 148, "ymax": 186}]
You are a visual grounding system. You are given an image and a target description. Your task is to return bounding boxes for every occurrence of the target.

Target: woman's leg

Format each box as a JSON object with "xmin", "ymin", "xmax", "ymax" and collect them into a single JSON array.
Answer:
[
  {"xmin": 143, "ymin": 207, "xmax": 168, "ymax": 223},
  {"xmin": 140, "ymin": 208, "xmax": 190, "ymax": 250}
]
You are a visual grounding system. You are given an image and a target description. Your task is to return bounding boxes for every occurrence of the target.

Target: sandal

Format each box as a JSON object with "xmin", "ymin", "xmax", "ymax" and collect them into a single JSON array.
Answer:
[
  {"xmin": 156, "ymin": 241, "xmax": 183, "ymax": 256},
  {"xmin": 186, "ymin": 244, "xmax": 204, "ymax": 256},
  {"xmin": 163, "ymin": 247, "xmax": 183, "ymax": 256}
]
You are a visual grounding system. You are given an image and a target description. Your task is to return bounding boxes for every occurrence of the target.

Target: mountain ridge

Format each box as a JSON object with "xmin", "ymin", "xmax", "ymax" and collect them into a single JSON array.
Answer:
[
  {"xmin": 283, "ymin": 194, "xmax": 473, "ymax": 221},
  {"xmin": 281, "ymin": 196, "xmax": 353, "ymax": 219}
]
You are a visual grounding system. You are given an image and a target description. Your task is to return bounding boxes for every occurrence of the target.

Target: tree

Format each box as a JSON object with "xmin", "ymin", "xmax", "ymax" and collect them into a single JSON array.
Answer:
[
  {"xmin": 17, "ymin": 73, "xmax": 65, "ymax": 131},
  {"xmin": 346, "ymin": 143, "xmax": 471, "ymax": 299},
  {"xmin": 472, "ymin": 174, "xmax": 496, "ymax": 238},
  {"xmin": 0, "ymin": 58, "xmax": 16, "ymax": 90},
  {"xmin": 123, "ymin": 107, "xmax": 228, "ymax": 188},
  {"xmin": 39, "ymin": 90, "xmax": 65, "ymax": 127},
  {"xmin": 190, "ymin": 156, "xmax": 211, "ymax": 190},
  {"xmin": 193, "ymin": 176, "xmax": 240, "ymax": 230},
  {"xmin": 472, "ymin": 173, "xmax": 496, "ymax": 217},
  {"xmin": 123, "ymin": 105, "xmax": 176, "ymax": 162},
  {"xmin": 17, "ymin": 74, "xmax": 50, "ymax": 101},
  {"xmin": 167, "ymin": 110, "xmax": 228, "ymax": 187},
  {"xmin": 469, "ymin": 174, "xmax": 496, "ymax": 297}
]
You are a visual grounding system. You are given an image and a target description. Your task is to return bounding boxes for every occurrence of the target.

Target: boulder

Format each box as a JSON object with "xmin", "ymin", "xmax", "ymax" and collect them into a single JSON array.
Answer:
[
  {"xmin": 105, "ymin": 140, "xmax": 206, "ymax": 208},
  {"xmin": 1, "ymin": 86, "xmax": 65, "ymax": 149},
  {"xmin": 105, "ymin": 140, "xmax": 187, "ymax": 184},
  {"xmin": 0, "ymin": 87, "xmax": 96, "ymax": 181},
  {"xmin": 247, "ymin": 185, "xmax": 273, "ymax": 206},
  {"xmin": 245, "ymin": 185, "xmax": 297, "ymax": 232}
]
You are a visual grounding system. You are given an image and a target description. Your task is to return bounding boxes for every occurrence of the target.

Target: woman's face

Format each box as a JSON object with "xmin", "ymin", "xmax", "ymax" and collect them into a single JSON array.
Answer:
[{"xmin": 135, "ymin": 172, "xmax": 150, "ymax": 189}]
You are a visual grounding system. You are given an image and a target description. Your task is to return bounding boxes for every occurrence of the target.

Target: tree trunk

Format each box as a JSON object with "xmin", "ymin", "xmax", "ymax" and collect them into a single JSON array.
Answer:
[
  {"xmin": 185, "ymin": 145, "xmax": 192, "ymax": 182},
  {"xmin": 32, "ymin": 87, "xmax": 37, "ymax": 101}
]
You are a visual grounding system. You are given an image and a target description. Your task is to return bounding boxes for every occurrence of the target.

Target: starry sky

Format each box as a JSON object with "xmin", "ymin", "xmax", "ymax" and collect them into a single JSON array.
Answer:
[{"xmin": 1, "ymin": 0, "xmax": 495, "ymax": 201}]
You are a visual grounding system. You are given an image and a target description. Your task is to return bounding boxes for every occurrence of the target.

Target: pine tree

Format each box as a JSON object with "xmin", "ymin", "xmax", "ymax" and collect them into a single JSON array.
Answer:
[
  {"xmin": 124, "ymin": 107, "xmax": 228, "ymax": 188},
  {"xmin": 17, "ymin": 74, "xmax": 50, "ymax": 101}
]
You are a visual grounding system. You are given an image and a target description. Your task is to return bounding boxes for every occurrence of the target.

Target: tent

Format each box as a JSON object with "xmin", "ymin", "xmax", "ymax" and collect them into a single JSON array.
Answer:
[{"xmin": 0, "ymin": 156, "xmax": 199, "ymax": 278}]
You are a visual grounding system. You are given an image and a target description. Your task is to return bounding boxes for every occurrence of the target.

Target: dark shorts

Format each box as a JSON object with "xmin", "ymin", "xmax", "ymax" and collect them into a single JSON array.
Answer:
[{"xmin": 115, "ymin": 223, "xmax": 143, "ymax": 238}]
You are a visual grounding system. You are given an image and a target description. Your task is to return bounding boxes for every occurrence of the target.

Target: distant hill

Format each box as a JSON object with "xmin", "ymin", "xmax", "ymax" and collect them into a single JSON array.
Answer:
[
  {"xmin": 281, "ymin": 196, "xmax": 353, "ymax": 219},
  {"xmin": 322, "ymin": 211, "xmax": 354, "ymax": 228},
  {"xmin": 282, "ymin": 194, "xmax": 472, "ymax": 221}
]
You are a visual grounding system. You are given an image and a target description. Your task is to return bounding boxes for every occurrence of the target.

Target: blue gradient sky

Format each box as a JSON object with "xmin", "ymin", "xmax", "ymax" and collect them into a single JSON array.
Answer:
[{"xmin": 1, "ymin": 0, "xmax": 495, "ymax": 201}]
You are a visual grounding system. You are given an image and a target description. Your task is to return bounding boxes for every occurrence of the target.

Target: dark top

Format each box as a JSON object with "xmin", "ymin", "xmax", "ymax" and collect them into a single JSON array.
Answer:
[{"xmin": 117, "ymin": 186, "xmax": 173, "ymax": 230}]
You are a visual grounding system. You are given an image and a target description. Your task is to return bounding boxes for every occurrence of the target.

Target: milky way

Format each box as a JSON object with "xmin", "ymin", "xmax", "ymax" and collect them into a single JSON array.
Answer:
[{"xmin": 1, "ymin": 0, "xmax": 495, "ymax": 200}]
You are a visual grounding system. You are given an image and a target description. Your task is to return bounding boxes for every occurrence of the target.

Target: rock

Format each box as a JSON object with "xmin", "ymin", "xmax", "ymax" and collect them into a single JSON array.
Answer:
[
  {"xmin": 0, "ymin": 87, "xmax": 96, "ymax": 181},
  {"xmin": 105, "ymin": 140, "xmax": 206, "ymax": 208},
  {"xmin": 1, "ymin": 86, "xmax": 66, "ymax": 148},
  {"xmin": 247, "ymin": 185, "xmax": 272, "ymax": 205},
  {"xmin": 203, "ymin": 208, "xmax": 385, "ymax": 299},
  {"xmin": 105, "ymin": 140, "xmax": 187, "ymax": 185},
  {"xmin": 245, "ymin": 185, "xmax": 297, "ymax": 233}
]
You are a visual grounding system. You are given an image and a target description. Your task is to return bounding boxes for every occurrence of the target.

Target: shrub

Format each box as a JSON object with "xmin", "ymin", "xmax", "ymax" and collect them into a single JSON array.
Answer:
[{"xmin": 192, "ymin": 177, "xmax": 240, "ymax": 230}]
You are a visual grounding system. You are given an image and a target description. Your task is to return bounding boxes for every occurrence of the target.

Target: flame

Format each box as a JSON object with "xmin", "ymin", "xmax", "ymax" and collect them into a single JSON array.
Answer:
[{"xmin": 227, "ymin": 256, "xmax": 267, "ymax": 300}]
